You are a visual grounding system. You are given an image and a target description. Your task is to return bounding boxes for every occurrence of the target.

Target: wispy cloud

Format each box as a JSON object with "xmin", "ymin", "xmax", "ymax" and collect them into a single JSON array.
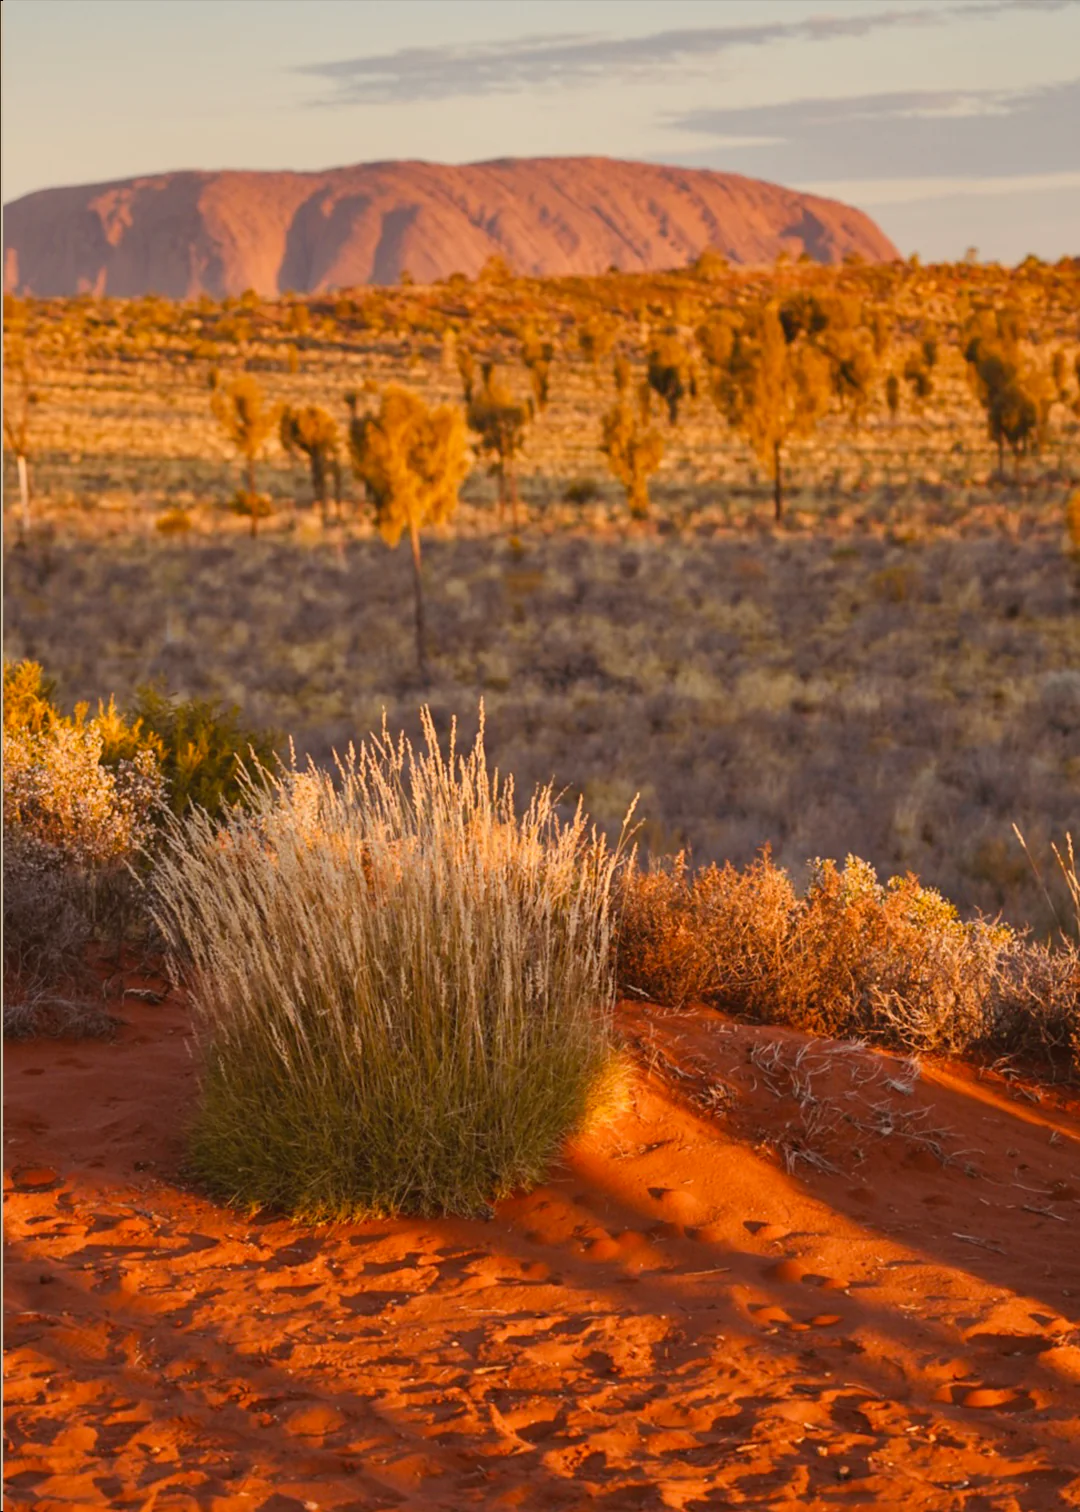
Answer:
[
  {"xmin": 667, "ymin": 77, "xmax": 1080, "ymax": 181},
  {"xmin": 293, "ymin": 3, "xmax": 1052, "ymax": 107},
  {"xmin": 798, "ymin": 169, "xmax": 1080, "ymax": 205}
]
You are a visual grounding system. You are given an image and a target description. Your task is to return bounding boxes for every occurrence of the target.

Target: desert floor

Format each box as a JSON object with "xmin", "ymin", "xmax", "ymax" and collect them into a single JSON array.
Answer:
[
  {"xmin": 7, "ymin": 513, "xmax": 1079, "ymax": 936},
  {"xmin": 5, "ymin": 973, "xmax": 1080, "ymax": 1512}
]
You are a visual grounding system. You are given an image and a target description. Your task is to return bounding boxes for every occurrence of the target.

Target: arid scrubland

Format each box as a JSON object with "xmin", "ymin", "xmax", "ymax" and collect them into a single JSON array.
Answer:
[
  {"xmin": 7, "ymin": 259, "xmax": 1080, "ymax": 1512},
  {"xmin": 4, "ymin": 255, "xmax": 1080, "ymax": 936}
]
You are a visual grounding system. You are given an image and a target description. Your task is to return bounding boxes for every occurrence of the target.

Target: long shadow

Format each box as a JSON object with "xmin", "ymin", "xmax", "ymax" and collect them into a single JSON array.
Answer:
[
  {"xmin": 7, "ymin": 1081, "xmax": 1078, "ymax": 1511},
  {"xmin": 626, "ymin": 1006, "xmax": 1080, "ymax": 1318},
  {"xmin": 5, "ymin": 1175, "xmax": 1074, "ymax": 1512},
  {"xmin": 6, "ymin": 1007, "xmax": 1080, "ymax": 1508}
]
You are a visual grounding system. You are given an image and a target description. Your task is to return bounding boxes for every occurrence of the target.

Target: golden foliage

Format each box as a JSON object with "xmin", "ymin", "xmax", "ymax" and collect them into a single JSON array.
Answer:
[
  {"xmin": 349, "ymin": 384, "xmax": 468, "ymax": 550},
  {"xmin": 600, "ymin": 402, "xmax": 664, "ymax": 518}
]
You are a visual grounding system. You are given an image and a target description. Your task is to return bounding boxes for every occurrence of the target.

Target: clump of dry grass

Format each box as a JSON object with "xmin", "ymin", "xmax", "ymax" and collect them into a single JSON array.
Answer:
[
  {"xmin": 153, "ymin": 708, "xmax": 631, "ymax": 1220},
  {"xmin": 618, "ymin": 849, "xmax": 1079, "ymax": 1072}
]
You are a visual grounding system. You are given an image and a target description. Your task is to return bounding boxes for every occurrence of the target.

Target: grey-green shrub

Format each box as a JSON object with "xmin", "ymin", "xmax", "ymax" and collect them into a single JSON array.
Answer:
[{"xmin": 153, "ymin": 709, "xmax": 630, "ymax": 1220}]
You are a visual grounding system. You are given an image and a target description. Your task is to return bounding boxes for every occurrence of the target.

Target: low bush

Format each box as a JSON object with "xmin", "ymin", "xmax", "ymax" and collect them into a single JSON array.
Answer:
[
  {"xmin": 118, "ymin": 684, "xmax": 278, "ymax": 819},
  {"xmin": 2, "ymin": 661, "xmax": 276, "ymax": 1036},
  {"xmin": 153, "ymin": 709, "xmax": 629, "ymax": 1220},
  {"xmin": 563, "ymin": 475, "xmax": 602, "ymax": 505},
  {"xmin": 3, "ymin": 662, "xmax": 164, "ymax": 1036},
  {"xmin": 618, "ymin": 848, "xmax": 1079, "ymax": 1071}
]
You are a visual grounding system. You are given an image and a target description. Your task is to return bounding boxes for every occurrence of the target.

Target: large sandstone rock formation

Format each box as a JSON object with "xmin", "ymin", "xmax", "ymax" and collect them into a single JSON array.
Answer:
[{"xmin": 4, "ymin": 156, "xmax": 899, "ymax": 297}]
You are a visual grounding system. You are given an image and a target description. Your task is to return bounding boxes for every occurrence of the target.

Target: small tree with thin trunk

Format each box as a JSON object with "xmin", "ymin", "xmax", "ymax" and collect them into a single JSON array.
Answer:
[
  {"xmin": 467, "ymin": 365, "xmax": 530, "ymax": 528},
  {"xmin": 520, "ymin": 325, "xmax": 556, "ymax": 412},
  {"xmin": 703, "ymin": 303, "xmax": 830, "ymax": 522},
  {"xmin": 646, "ymin": 333, "xmax": 695, "ymax": 425},
  {"xmin": 885, "ymin": 372, "xmax": 901, "ymax": 422},
  {"xmin": 600, "ymin": 401, "xmax": 664, "ymax": 520},
  {"xmin": 348, "ymin": 385, "xmax": 468, "ymax": 681},
  {"xmin": 456, "ymin": 345, "xmax": 477, "ymax": 404},
  {"xmin": 211, "ymin": 375, "xmax": 278, "ymax": 536},
  {"xmin": 964, "ymin": 331, "xmax": 1043, "ymax": 476},
  {"xmin": 578, "ymin": 316, "xmax": 615, "ymax": 383},
  {"xmin": 280, "ymin": 404, "xmax": 341, "ymax": 525},
  {"xmin": 3, "ymin": 337, "xmax": 36, "ymax": 536}
]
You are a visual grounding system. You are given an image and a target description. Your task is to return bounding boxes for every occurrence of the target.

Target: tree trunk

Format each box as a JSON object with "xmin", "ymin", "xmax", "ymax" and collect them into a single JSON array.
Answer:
[
  {"xmin": 496, "ymin": 466, "xmax": 507, "ymax": 524},
  {"xmin": 629, "ymin": 470, "xmax": 649, "ymax": 520},
  {"xmin": 773, "ymin": 440, "xmax": 784, "ymax": 523},
  {"xmin": 509, "ymin": 461, "xmax": 520, "ymax": 531},
  {"xmin": 246, "ymin": 454, "xmax": 259, "ymax": 535},
  {"xmin": 16, "ymin": 453, "xmax": 30, "ymax": 535},
  {"xmin": 409, "ymin": 521, "xmax": 428, "ymax": 683},
  {"xmin": 332, "ymin": 458, "xmax": 343, "ymax": 521},
  {"xmin": 312, "ymin": 454, "xmax": 327, "ymax": 526}
]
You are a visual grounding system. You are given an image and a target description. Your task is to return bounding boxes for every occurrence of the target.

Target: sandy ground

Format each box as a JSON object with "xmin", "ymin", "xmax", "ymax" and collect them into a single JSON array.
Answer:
[{"xmin": 5, "ymin": 979, "xmax": 1080, "ymax": 1512}]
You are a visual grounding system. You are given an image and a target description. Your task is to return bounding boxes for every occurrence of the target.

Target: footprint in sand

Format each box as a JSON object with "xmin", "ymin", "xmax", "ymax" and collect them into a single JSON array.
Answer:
[
  {"xmin": 647, "ymin": 1186, "xmax": 701, "ymax": 1225},
  {"xmin": 744, "ymin": 1220, "xmax": 788, "ymax": 1241},
  {"xmin": 961, "ymin": 1387, "xmax": 1032, "ymax": 1411},
  {"xmin": 767, "ymin": 1259, "xmax": 804, "ymax": 1283},
  {"xmin": 748, "ymin": 1304, "xmax": 792, "ymax": 1326},
  {"xmin": 10, "ymin": 1166, "xmax": 63, "ymax": 1194},
  {"xmin": 967, "ymin": 1332, "xmax": 1054, "ymax": 1357},
  {"xmin": 688, "ymin": 1221, "xmax": 728, "ymax": 1243},
  {"xmin": 801, "ymin": 1273, "xmax": 846, "ymax": 1290}
]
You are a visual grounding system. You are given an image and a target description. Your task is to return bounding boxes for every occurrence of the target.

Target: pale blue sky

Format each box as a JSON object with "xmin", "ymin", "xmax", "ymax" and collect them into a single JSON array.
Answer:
[{"xmin": 3, "ymin": 0, "xmax": 1078, "ymax": 262}]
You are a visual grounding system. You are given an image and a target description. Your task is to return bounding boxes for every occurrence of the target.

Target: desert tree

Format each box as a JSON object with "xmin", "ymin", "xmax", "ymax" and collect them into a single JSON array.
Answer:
[
  {"xmin": 868, "ymin": 308, "xmax": 891, "ymax": 361},
  {"xmin": 211, "ymin": 374, "xmax": 278, "ymax": 536},
  {"xmin": 780, "ymin": 292, "xmax": 876, "ymax": 423},
  {"xmin": 456, "ymin": 344, "xmax": 478, "ymax": 404},
  {"xmin": 520, "ymin": 324, "xmax": 556, "ymax": 411},
  {"xmin": 1051, "ymin": 348, "xmax": 1070, "ymax": 405},
  {"xmin": 903, "ymin": 353, "xmax": 934, "ymax": 409},
  {"xmin": 963, "ymin": 322, "xmax": 1043, "ymax": 475},
  {"xmin": 577, "ymin": 315, "xmax": 615, "ymax": 381},
  {"xmin": 2, "ymin": 334, "xmax": 37, "ymax": 536},
  {"xmin": 348, "ymin": 385, "xmax": 468, "ymax": 681},
  {"xmin": 466, "ymin": 364, "xmax": 530, "ymax": 528},
  {"xmin": 702, "ymin": 302, "xmax": 830, "ymax": 522},
  {"xmin": 776, "ymin": 291, "xmax": 830, "ymax": 346},
  {"xmin": 885, "ymin": 372, "xmax": 901, "ymax": 422},
  {"xmin": 613, "ymin": 352, "xmax": 655, "ymax": 425},
  {"xmin": 286, "ymin": 302, "xmax": 311, "ymax": 337},
  {"xmin": 827, "ymin": 328, "xmax": 877, "ymax": 422},
  {"xmin": 280, "ymin": 403, "xmax": 341, "ymax": 525},
  {"xmin": 600, "ymin": 401, "xmax": 664, "ymax": 519},
  {"xmin": 646, "ymin": 332, "xmax": 696, "ymax": 425},
  {"xmin": 690, "ymin": 247, "xmax": 729, "ymax": 280}
]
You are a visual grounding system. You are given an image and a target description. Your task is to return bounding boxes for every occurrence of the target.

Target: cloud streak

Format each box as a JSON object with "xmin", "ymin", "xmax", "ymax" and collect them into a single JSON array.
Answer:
[
  {"xmin": 666, "ymin": 77, "xmax": 1080, "ymax": 181},
  {"xmin": 295, "ymin": 2, "xmax": 1065, "ymax": 107}
]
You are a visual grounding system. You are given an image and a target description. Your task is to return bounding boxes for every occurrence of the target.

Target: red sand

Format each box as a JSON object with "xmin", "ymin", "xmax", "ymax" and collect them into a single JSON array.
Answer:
[{"xmin": 5, "ymin": 980, "xmax": 1079, "ymax": 1511}]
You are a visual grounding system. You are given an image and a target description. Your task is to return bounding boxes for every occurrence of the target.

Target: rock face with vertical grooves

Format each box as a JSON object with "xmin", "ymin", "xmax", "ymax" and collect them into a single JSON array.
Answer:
[{"xmin": 3, "ymin": 155, "xmax": 899, "ymax": 297}]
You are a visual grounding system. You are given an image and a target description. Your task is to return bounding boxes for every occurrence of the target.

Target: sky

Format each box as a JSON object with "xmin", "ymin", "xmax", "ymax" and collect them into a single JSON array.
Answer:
[{"xmin": 2, "ymin": 0, "xmax": 1078, "ymax": 263}]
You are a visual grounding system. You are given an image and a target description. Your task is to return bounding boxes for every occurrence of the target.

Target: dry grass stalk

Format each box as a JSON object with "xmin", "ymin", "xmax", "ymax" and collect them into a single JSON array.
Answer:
[{"xmin": 153, "ymin": 706, "xmax": 634, "ymax": 1220}]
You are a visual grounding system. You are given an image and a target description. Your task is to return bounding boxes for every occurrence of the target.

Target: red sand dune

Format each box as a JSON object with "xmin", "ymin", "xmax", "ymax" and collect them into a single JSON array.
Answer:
[
  {"xmin": 5, "ymin": 978, "xmax": 1079, "ymax": 1511},
  {"xmin": 3, "ymin": 157, "xmax": 899, "ymax": 299}
]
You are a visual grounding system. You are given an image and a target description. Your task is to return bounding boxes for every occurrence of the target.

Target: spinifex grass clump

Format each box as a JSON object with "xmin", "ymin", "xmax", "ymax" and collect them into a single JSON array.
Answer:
[{"xmin": 154, "ymin": 709, "xmax": 628, "ymax": 1221}]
